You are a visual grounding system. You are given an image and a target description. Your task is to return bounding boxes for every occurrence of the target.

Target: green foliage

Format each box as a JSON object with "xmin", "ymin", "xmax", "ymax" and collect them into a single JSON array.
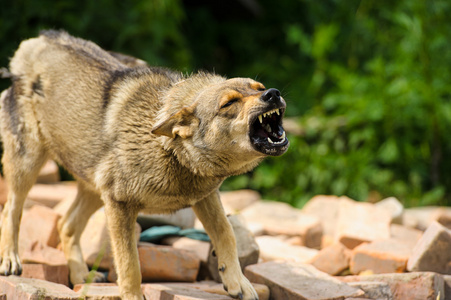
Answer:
[
  {"xmin": 1, "ymin": 0, "xmax": 451, "ymax": 207},
  {"xmin": 223, "ymin": 0, "xmax": 451, "ymax": 207}
]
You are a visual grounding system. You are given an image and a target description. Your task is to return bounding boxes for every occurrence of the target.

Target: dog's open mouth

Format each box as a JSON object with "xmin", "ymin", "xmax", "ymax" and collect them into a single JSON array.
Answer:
[{"xmin": 249, "ymin": 107, "xmax": 289, "ymax": 156}]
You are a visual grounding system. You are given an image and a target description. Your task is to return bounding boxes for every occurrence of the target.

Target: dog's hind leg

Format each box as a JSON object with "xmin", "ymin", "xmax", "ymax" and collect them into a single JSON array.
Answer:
[
  {"xmin": 0, "ymin": 90, "xmax": 49, "ymax": 275},
  {"xmin": 58, "ymin": 181, "xmax": 104, "ymax": 285}
]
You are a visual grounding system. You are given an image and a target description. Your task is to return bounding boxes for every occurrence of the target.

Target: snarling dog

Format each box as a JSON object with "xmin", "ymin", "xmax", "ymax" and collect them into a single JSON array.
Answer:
[{"xmin": 0, "ymin": 30, "xmax": 289, "ymax": 299}]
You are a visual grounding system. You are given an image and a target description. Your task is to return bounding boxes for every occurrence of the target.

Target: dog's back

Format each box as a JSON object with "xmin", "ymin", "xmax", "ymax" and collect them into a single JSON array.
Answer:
[{"xmin": 4, "ymin": 30, "xmax": 179, "ymax": 182}]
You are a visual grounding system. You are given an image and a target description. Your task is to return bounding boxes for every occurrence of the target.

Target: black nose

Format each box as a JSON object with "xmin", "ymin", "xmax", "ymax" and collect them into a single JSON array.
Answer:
[{"xmin": 261, "ymin": 88, "xmax": 281, "ymax": 102}]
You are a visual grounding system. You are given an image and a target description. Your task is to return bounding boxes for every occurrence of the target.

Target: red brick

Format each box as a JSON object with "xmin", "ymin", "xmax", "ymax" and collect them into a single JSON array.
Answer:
[
  {"xmin": 80, "ymin": 208, "xmax": 141, "ymax": 270},
  {"xmin": 256, "ymin": 235, "xmax": 318, "ymax": 263},
  {"xmin": 302, "ymin": 195, "xmax": 352, "ymax": 243},
  {"xmin": 219, "ymin": 189, "xmax": 261, "ymax": 213},
  {"xmin": 241, "ymin": 201, "xmax": 323, "ymax": 248},
  {"xmin": 73, "ymin": 283, "xmax": 120, "ymax": 299},
  {"xmin": 347, "ymin": 281, "xmax": 393, "ymax": 299},
  {"xmin": 390, "ymin": 223, "xmax": 423, "ymax": 249},
  {"xmin": 407, "ymin": 221, "xmax": 451, "ymax": 274},
  {"xmin": 187, "ymin": 281, "xmax": 270, "ymax": 300},
  {"xmin": 0, "ymin": 175, "xmax": 8, "ymax": 205},
  {"xmin": 375, "ymin": 197, "xmax": 404, "ymax": 224},
  {"xmin": 21, "ymin": 263, "xmax": 69, "ymax": 286},
  {"xmin": 36, "ymin": 160, "xmax": 60, "ymax": 183},
  {"xmin": 0, "ymin": 275, "xmax": 78, "ymax": 299},
  {"xmin": 27, "ymin": 182, "xmax": 78, "ymax": 208},
  {"xmin": 108, "ymin": 242, "xmax": 200, "ymax": 282},
  {"xmin": 142, "ymin": 283, "xmax": 231, "ymax": 299},
  {"xmin": 19, "ymin": 205, "xmax": 61, "ymax": 256},
  {"xmin": 335, "ymin": 200, "xmax": 391, "ymax": 249},
  {"xmin": 339, "ymin": 272, "xmax": 444, "ymax": 300},
  {"xmin": 22, "ymin": 241, "xmax": 67, "ymax": 266},
  {"xmin": 245, "ymin": 261, "xmax": 364, "ymax": 300},
  {"xmin": 162, "ymin": 237, "xmax": 210, "ymax": 263},
  {"xmin": 402, "ymin": 206, "xmax": 451, "ymax": 231},
  {"xmin": 310, "ymin": 242, "xmax": 351, "ymax": 275},
  {"xmin": 350, "ymin": 239, "xmax": 412, "ymax": 274}
]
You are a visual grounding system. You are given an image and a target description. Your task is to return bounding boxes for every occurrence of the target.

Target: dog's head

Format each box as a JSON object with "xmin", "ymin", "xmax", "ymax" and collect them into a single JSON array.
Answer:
[{"xmin": 152, "ymin": 75, "xmax": 289, "ymax": 175}]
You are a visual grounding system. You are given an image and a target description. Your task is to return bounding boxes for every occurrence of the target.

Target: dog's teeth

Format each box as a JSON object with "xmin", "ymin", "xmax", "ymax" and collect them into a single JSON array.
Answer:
[
  {"xmin": 266, "ymin": 124, "xmax": 272, "ymax": 133},
  {"xmin": 267, "ymin": 137, "xmax": 274, "ymax": 144},
  {"xmin": 258, "ymin": 115, "xmax": 263, "ymax": 123},
  {"xmin": 276, "ymin": 109, "xmax": 280, "ymax": 115},
  {"xmin": 281, "ymin": 131, "xmax": 286, "ymax": 140}
]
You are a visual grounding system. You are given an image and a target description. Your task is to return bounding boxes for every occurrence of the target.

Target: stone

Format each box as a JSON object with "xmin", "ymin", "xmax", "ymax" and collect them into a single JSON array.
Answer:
[
  {"xmin": 36, "ymin": 160, "xmax": 61, "ymax": 183},
  {"xmin": 350, "ymin": 239, "xmax": 412, "ymax": 274},
  {"xmin": 21, "ymin": 263, "xmax": 69, "ymax": 286},
  {"xmin": 108, "ymin": 242, "xmax": 200, "ymax": 282},
  {"xmin": 310, "ymin": 242, "xmax": 351, "ymax": 275},
  {"xmin": 208, "ymin": 214, "xmax": 260, "ymax": 282},
  {"xmin": 73, "ymin": 283, "xmax": 120, "ymax": 299},
  {"xmin": 219, "ymin": 189, "xmax": 261, "ymax": 213},
  {"xmin": 0, "ymin": 275, "xmax": 79, "ymax": 299},
  {"xmin": 19, "ymin": 205, "xmax": 61, "ymax": 256},
  {"xmin": 339, "ymin": 272, "xmax": 444, "ymax": 300},
  {"xmin": 375, "ymin": 197, "xmax": 404, "ymax": 224},
  {"xmin": 390, "ymin": 223, "xmax": 423, "ymax": 249},
  {"xmin": 241, "ymin": 200, "xmax": 322, "ymax": 248},
  {"xmin": 256, "ymin": 235, "xmax": 318, "ymax": 263},
  {"xmin": 142, "ymin": 283, "xmax": 232, "ymax": 300},
  {"xmin": 347, "ymin": 281, "xmax": 393, "ymax": 300},
  {"xmin": 335, "ymin": 200, "xmax": 391, "ymax": 249},
  {"xmin": 137, "ymin": 207, "xmax": 196, "ymax": 230},
  {"xmin": 245, "ymin": 261, "xmax": 364, "ymax": 300},
  {"xmin": 27, "ymin": 182, "xmax": 78, "ymax": 208},
  {"xmin": 407, "ymin": 221, "xmax": 451, "ymax": 274},
  {"xmin": 302, "ymin": 195, "xmax": 353, "ymax": 243},
  {"xmin": 80, "ymin": 208, "xmax": 141, "ymax": 270}
]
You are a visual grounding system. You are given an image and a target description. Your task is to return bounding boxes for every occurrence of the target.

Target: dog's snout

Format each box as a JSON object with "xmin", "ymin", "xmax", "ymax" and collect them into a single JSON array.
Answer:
[{"xmin": 261, "ymin": 88, "xmax": 281, "ymax": 103}]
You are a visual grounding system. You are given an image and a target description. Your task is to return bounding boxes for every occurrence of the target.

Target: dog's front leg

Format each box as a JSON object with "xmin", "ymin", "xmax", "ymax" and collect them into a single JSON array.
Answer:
[
  {"xmin": 104, "ymin": 198, "xmax": 143, "ymax": 300},
  {"xmin": 193, "ymin": 191, "xmax": 258, "ymax": 300}
]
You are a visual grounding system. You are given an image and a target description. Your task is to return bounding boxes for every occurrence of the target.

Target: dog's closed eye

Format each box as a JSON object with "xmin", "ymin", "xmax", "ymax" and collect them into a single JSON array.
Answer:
[{"xmin": 221, "ymin": 98, "xmax": 239, "ymax": 109}]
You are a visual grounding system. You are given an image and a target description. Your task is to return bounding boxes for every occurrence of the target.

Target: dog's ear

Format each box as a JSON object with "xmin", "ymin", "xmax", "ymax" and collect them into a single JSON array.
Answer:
[{"xmin": 151, "ymin": 107, "xmax": 198, "ymax": 139}]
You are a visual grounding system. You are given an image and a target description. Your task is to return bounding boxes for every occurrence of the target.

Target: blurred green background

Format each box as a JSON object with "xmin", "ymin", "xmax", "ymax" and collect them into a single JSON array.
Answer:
[{"xmin": 2, "ymin": 0, "xmax": 451, "ymax": 207}]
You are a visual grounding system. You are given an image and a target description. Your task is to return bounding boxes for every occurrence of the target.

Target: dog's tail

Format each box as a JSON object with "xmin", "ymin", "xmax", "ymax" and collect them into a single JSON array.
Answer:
[{"xmin": 0, "ymin": 67, "xmax": 11, "ymax": 79}]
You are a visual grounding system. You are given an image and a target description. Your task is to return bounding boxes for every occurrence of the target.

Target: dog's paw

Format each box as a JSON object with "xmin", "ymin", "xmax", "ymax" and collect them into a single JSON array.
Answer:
[
  {"xmin": 0, "ymin": 250, "xmax": 22, "ymax": 276},
  {"xmin": 223, "ymin": 273, "xmax": 259, "ymax": 300}
]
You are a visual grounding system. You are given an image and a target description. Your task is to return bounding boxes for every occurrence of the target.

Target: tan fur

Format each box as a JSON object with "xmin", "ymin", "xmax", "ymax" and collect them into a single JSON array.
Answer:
[{"xmin": 0, "ymin": 30, "xmax": 288, "ymax": 300}]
